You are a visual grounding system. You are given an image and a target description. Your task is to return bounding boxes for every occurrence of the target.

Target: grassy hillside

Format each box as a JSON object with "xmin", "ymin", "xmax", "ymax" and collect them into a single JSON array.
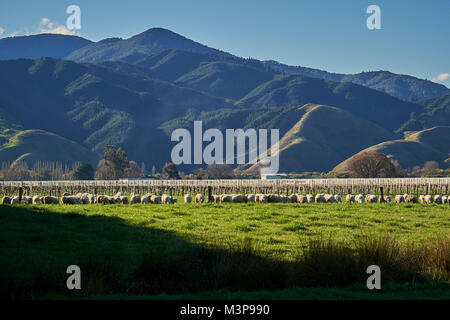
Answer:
[
  {"xmin": 175, "ymin": 61, "xmax": 275, "ymax": 100},
  {"xmin": 0, "ymin": 57, "xmax": 239, "ymax": 170},
  {"xmin": 244, "ymin": 104, "xmax": 395, "ymax": 173},
  {"xmin": 1, "ymin": 202, "xmax": 448, "ymax": 299},
  {"xmin": 398, "ymin": 94, "xmax": 450, "ymax": 132},
  {"xmin": 0, "ymin": 129, "xmax": 100, "ymax": 166},
  {"xmin": 333, "ymin": 126, "xmax": 450, "ymax": 172},
  {"xmin": 239, "ymin": 75, "xmax": 422, "ymax": 131},
  {"xmin": 264, "ymin": 61, "xmax": 450, "ymax": 102}
]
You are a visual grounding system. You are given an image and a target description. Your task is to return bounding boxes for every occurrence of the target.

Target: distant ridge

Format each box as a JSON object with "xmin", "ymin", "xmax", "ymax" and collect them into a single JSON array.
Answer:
[
  {"xmin": 0, "ymin": 33, "xmax": 92, "ymax": 60},
  {"xmin": 67, "ymin": 27, "xmax": 232, "ymax": 63}
]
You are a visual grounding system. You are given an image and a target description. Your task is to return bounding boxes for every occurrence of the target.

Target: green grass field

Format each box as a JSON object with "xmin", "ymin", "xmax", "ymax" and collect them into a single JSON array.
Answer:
[{"xmin": 0, "ymin": 201, "xmax": 449, "ymax": 299}]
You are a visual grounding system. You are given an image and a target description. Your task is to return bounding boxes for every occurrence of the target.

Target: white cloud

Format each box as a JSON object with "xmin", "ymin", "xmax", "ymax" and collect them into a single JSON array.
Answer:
[
  {"xmin": 0, "ymin": 27, "xmax": 4, "ymax": 36},
  {"xmin": 431, "ymin": 73, "xmax": 450, "ymax": 83},
  {"xmin": 6, "ymin": 18, "xmax": 79, "ymax": 38},
  {"xmin": 39, "ymin": 17, "xmax": 76, "ymax": 36},
  {"xmin": 40, "ymin": 17, "xmax": 50, "ymax": 26}
]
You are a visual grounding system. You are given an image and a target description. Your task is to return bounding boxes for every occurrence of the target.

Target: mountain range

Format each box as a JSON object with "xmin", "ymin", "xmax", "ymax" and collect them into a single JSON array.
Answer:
[{"xmin": 0, "ymin": 28, "xmax": 449, "ymax": 174}]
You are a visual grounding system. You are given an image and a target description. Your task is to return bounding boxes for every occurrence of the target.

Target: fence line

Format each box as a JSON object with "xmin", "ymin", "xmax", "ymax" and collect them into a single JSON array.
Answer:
[{"xmin": 0, "ymin": 178, "xmax": 449, "ymax": 197}]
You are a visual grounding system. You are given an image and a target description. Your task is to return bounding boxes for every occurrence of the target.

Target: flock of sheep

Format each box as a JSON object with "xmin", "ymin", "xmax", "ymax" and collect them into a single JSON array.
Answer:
[
  {"xmin": 184, "ymin": 193, "xmax": 450, "ymax": 204},
  {"xmin": 2, "ymin": 192, "xmax": 450, "ymax": 205},
  {"xmin": 1, "ymin": 192, "xmax": 177, "ymax": 205}
]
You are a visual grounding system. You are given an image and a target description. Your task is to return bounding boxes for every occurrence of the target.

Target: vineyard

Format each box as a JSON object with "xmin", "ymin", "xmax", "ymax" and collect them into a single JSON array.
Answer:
[{"xmin": 1, "ymin": 178, "xmax": 449, "ymax": 197}]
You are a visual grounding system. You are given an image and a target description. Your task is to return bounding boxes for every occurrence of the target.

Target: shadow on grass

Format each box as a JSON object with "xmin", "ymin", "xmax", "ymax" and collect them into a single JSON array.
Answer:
[{"xmin": 0, "ymin": 205, "xmax": 448, "ymax": 299}]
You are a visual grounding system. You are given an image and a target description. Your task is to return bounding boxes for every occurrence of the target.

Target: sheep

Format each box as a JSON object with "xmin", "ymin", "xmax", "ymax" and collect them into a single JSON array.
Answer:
[
  {"xmin": 434, "ymin": 195, "xmax": 442, "ymax": 204},
  {"xmin": 115, "ymin": 192, "xmax": 124, "ymax": 198},
  {"xmin": 247, "ymin": 194, "xmax": 256, "ymax": 203},
  {"xmin": 2, "ymin": 196, "xmax": 12, "ymax": 204},
  {"xmin": 42, "ymin": 196, "xmax": 59, "ymax": 204},
  {"xmin": 184, "ymin": 194, "xmax": 192, "ymax": 203},
  {"xmin": 256, "ymin": 194, "xmax": 268, "ymax": 203},
  {"xmin": 287, "ymin": 194, "xmax": 297, "ymax": 203},
  {"xmin": 22, "ymin": 196, "xmax": 32, "ymax": 204},
  {"xmin": 297, "ymin": 195, "xmax": 308, "ymax": 203},
  {"xmin": 355, "ymin": 194, "xmax": 365, "ymax": 203},
  {"xmin": 162, "ymin": 194, "xmax": 174, "ymax": 204},
  {"xmin": 32, "ymin": 196, "xmax": 41, "ymax": 204},
  {"xmin": 141, "ymin": 195, "xmax": 150, "ymax": 204},
  {"xmin": 365, "ymin": 194, "xmax": 378, "ymax": 203},
  {"xmin": 346, "ymin": 194, "xmax": 355, "ymax": 203},
  {"xmin": 89, "ymin": 195, "xmax": 97, "ymax": 204},
  {"xmin": 120, "ymin": 196, "xmax": 129, "ymax": 204},
  {"xmin": 213, "ymin": 195, "xmax": 221, "ymax": 203},
  {"xmin": 62, "ymin": 196, "xmax": 81, "ymax": 205},
  {"xmin": 196, "ymin": 194, "xmax": 205, "ymax": 203},
  {"xmin": 130, "ymin": 193, "xmax": 141, "ymax": 205},
  {"xmin": 151, "ymin": 195, "xmax": 161, "ymax": 204},
  {"xmin": 102, "ymin": 196, "xmax": 112, "ymax": 204},
  {"xmin": 79, "ymin": 194, "xmax": 90, "ymax": 204},
  {"xmin": 231, "ymin": 194, "xmax": 247, "ymax": 203},
  {"xmin": 324, "ymin": 194, "xmax": 335, "ymax": 203},
  {"xmin": 10, "ymin": 196, "xmax": 20, "ymax": 204},
  {"xmin": 404, "ymin": 194, "xmax": 418, "ymax": 204},
  {"xmin": 395, "ymin": 195, "xmax": 405, "ymax": 203},
  {"xmin": 306, "ymin": 194, "xmax": 315, "ymax": 203},
  {"xmin": 423, "ymin": 195, "xmax": 433, "ymax": 204},
  {"xmin": 221, "ymin": 194, "xmax": 233, "ymax": 203},
  {"xmin": 315, "ymin": 194, "xmax": 326, "ymax": 203}
]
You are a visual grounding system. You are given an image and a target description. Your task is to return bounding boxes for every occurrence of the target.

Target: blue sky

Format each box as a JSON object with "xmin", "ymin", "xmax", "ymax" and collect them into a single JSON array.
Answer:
[{"xmin": 0, "ymin": 0, "xmax": 449, "ymax": 87}]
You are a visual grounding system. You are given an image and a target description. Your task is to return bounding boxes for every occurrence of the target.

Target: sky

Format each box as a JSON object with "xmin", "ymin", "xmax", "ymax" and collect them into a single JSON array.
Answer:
[{"xmin": 0, "ymin": 0, "xmax": 449, "ymax": 87}]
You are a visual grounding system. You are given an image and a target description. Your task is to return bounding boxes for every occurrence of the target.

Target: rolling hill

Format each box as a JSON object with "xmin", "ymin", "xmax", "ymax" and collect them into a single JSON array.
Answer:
[
  {"xmin": 333, "ymin": 126, "xmax": 450, "ymax": 173},
  {"xmin": 242, "ymin": 104, "xmax": 395, "ymax": 173},
  {"xmin": 239, "ymin": 75, "xmax": 423, "ymax": 131},
  {"xmin": 0, "ymin": 129, "xmax": 99, "ymax": 166},
  {"xmin": 0, "ymin": 57, "xmax": 239, "ymax": 170},
  {"xmin": 263, "ymin": 61, "xmax": 450, "ymax": 102},
  {"xmin": 397, "ymin": 94, "xmax": 450, "ymax": 132},
  {"xmin": 1, "ymin": 29, "xmax": 447, "ymax": 104}
]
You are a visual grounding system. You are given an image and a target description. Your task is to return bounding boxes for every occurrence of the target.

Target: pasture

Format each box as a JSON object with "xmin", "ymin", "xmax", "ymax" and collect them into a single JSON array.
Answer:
[{"xmin": 0, "ymin": 200, "xmax": 449, "ymax": 299}]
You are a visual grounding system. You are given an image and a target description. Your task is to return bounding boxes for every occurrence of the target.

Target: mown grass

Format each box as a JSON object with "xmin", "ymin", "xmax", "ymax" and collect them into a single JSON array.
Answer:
[{"xmin": 0, "ymin": 202, "xmax": 449, "ymax": 299}]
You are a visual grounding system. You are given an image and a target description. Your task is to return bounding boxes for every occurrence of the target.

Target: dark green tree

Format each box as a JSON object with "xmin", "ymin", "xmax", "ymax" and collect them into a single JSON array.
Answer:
[
  {"xmin": 162, "ymin": 162, "xmax": 179, "ymax": 179},
  {"xmin": 72, "ymin": 163, "xmax": 94, "ymax": 180},
  {"xmin": 102, "ymin": 145, "xmax": 130, "ymax": 179}
]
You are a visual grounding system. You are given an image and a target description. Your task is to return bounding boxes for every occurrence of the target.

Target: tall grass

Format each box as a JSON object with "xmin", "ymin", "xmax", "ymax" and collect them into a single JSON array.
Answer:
[
  {"xmin": 2, "ymin": 234, "xmax": 448, "ymax": 299},
  {"xmin": 126, "ymin": 235, "xmax": 449, "ymax": 295}
]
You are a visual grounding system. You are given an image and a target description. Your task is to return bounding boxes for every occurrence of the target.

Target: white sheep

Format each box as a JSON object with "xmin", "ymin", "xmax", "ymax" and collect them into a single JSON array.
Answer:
[
  {"xmin": 315, "ymin": 194, "xmax": 326, "ymax": 203},
  {"xmin": 196, "ymin": 194, "xmax": 205, "ymax": 203},
  {"xmin": 355, "ymin": 194, "xmax": 365, "ymax": 203},
  {"xmin": 346, "ymin": 194, "xmax": 355, "ymax": 203},
  {"xmin": 184, "ymin": 194, "xmax": 192, "ymax": 203},
  {"xmin": 306, "ymin": 194, "xmax": 315, "ymax": 203},
  {"xmin": 434, "ymin": 195, "xmax": 442, "ymax": 204},
  {"xmin": 365, "ymin": 194, "xmax": 378, "ymax": 203},
  {"xmin": 32, "ymin": 196, "xmax": 41, "ymax": 204}
]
